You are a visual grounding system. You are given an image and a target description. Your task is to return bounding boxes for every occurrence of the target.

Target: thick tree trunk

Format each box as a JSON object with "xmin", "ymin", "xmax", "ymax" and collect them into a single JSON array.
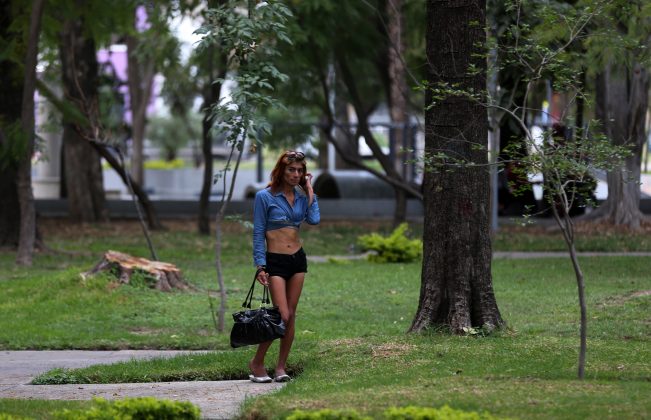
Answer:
[
  {"xmin": 16, "ymin": 0, "xmax": 46, "ymax": 265},
  {"xmin": 0, "ymin": 1, "xmax": 24, "ymax": 248},
  {"xmin": 0, "ymin": 167, "xmax": 20, "ymax": 248},
  {"xmin": 59, "ymin": 17, "xmax": 108, "ymax": 223},
  {"xmin": 410, "ymin": 0, "xmax": 503, "ymax": 334},
  {"xmin": 589, "ymin": 63, "xmax": 649, "ymax": 229}
]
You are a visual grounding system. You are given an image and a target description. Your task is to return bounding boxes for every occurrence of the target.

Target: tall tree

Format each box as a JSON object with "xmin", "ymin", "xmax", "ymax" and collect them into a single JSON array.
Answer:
[
  {"xmin": 15, "ymin": 0, "xmax": 46, "ymax": 265},
  {"xmin": 585, "ymin": 0, "xmax": 650, "ymax": 229},
  {"xmin": 0, "ymin": 0, "xmax": 26, "ymax": 248},
  {"xmin": 59, "ymin": 10, "xmax": 108, "ymax": 222},
  {"xmin": 410, "ymin": 0, "xmax": 503, "ymax": 333}
]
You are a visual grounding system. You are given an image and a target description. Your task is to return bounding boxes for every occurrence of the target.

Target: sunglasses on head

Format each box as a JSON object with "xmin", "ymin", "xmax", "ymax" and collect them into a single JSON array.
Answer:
[{"xmin": 285, "ymin": 151, "xmax": 305, "ymax": 161}]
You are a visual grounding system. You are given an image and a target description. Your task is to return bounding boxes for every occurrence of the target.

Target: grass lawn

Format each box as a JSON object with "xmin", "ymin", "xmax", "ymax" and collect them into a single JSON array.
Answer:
[{"xmin": 0, "ymin": 219, "xmax": 650, "ymax": 419}]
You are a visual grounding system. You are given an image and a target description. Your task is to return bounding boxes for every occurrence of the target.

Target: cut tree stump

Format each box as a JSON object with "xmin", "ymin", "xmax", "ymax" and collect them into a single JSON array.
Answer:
[{"xmin": 84, "ymin": 250, "xmax": 195, "ymax": 292}]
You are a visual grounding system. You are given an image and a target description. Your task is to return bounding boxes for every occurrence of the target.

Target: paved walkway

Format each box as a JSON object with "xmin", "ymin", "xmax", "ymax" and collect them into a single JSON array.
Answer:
[{"xmin": 0, "ymin": 351, "xmax": 284, "ymax": 419}]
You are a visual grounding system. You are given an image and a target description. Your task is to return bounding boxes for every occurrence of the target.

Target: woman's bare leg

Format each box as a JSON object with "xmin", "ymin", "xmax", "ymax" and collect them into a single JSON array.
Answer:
[
  {"xmin": 251, "ymin": 273, "xmax": 304, "ymax": 378},
  {"xmin": 249, "ymin": 341, "xmax": 273, "ymax": 377},
  {"xmin": 250, "ymin": 275, "xmax": 288, "ymax": 377},
  {"xmin": 273, "ymin": 273, "xmax": 304, "ymax": 377}
]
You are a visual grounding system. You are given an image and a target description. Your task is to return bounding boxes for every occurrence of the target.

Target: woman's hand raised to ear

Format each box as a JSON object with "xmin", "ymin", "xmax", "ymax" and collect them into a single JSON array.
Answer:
[{"xmin": 305, "ymin": 173, "xmax": 314, "ymax": 206}]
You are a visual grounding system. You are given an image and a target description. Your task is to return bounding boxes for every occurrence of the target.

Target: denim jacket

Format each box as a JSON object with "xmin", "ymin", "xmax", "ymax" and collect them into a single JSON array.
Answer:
[{"xmin": 252, "ymin": 186, "xmax": 320, "ymax": 266}]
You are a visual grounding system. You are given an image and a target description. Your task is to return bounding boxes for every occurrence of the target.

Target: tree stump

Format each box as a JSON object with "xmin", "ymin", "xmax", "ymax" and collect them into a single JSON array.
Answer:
[{"xmin": 84, "ymin": 250, "xmax": 195, "ymax": 292}]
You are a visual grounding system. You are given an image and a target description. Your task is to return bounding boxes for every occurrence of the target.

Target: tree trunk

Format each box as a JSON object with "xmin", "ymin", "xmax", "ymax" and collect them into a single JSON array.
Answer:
[
  {"xmin": 589, "ymin": 63, "xmax": 649, "ymax": 229},
  {"xmin": 387, "ymin": 0, "xmax": 409, "ymax": 226},
  {"xmin": 0, "ymin": 2, "xmax": 22, "ymax": 248},
  {"xmin": 126, "ymin": 34, "xmax": 155, "ymax": 187},
  {"xmin": 91, "ymin": 142, "xmax": 163, "ymax": 230},
  {"xmin": 198, "ymin": 60, "xmax": 226, "ymax": 235},
  {"xmin": 410, "ymin": 0, "xmax": 503, "ymax": 334},
  {"xmin": 59, "ymin": 17, "xmax": 108, "ymax": 223},
  {"xmin": 198, "ymin": 107, "xmax": 215, "ymax": 235},
  {"xmin": 16, "ymin": 0, "xmax": 46, "ymax": 265},
  {"xmin": 0, "ymin": 166, "xmax": 20, "ymax": 248}
]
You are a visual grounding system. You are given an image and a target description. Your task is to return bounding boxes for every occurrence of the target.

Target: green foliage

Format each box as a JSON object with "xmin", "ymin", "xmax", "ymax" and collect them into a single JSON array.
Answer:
[
  {"xmin": 196, "ymin": 0, "xmax": 293, "ymax": 148},
  {"xmin": 384, "ymin": 405, "xmax": 506, "ymax": 420},
  {"xmin": 143, "ymin": 158, "xmax": 186, "ymax": 170},
  {"xmin": 147, "ymin": 113, "xmax": 200, "ymax": 162},
  {"xmin": 0, "ymin": 413, "xmax": 32, "ymax": 420},
  {"xmin": 32, "ymin": 368, "xmax": 84, "ymax": 385},
  {"xmin": 54, "ymin": 397, "xmax": 200, "ymax": 420},
  {"xmin": 358, "ymin": 223, "xmax": 422, "ymax": 263},
  {"xmin": 287, "ymin": 409, "xmax": 372, "ymax": 420}
]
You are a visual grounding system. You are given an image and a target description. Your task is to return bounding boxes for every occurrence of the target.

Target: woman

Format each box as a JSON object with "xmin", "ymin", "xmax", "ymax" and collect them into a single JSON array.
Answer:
[{"xmin": 249, "ymin": 150, "xmax": 320, "ymax": 383}]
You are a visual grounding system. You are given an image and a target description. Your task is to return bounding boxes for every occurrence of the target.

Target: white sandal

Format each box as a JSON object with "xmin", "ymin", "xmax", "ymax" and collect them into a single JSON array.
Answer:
[{"xmin": 249, "ymin": 374, "xmax": 273, "ymax": 383}]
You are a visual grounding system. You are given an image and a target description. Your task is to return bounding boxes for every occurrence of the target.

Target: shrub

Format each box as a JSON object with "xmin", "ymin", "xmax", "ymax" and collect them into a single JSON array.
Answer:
[
  {"xmin": 54, "ymin": 397, "xmax": 200, "ymax": 420},
  {"xmin": 144, "ymin": 158, "xmax": 186, "ymax": 170},
  {"xmin": 384, "ymin": 405, "xmax": 506, "ymax": 420},
  {"xmin": 358, "ymin": 223, "xmax": 422, "ymax": 263},
  {"xmin": 0, "ymin": 414, "xmax": 32, "ymax": 420},
  {"xmin": 286, "ymin": 409, "xmax": 372, "ymax": 420}
]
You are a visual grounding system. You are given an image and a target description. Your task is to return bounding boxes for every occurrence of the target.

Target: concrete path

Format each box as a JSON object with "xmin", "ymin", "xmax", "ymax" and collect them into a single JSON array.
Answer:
[{"xmin": 0, "ymin": 350, "xmax": 284, "ymax": 420}]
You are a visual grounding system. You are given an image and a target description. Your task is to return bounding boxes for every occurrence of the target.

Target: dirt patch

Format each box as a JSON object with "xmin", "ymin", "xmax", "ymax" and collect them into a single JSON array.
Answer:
[
  {"xmin": 630, "ymin": 290, "xmax": 651, "ymax": 298},
  {"xmin": 326, "ymin": 338, "xmax": 365, "ymax": 348},
  {"xmin": 371, "ymin": 343, "xmax": 415, "ymax": 359},
  {"xmin": 128, "ymin": 327, "xmax": 167, "ymax": 336},
  {"xmin": 602, "ymin": 290, "xmax": 651, "ymax": 306}
]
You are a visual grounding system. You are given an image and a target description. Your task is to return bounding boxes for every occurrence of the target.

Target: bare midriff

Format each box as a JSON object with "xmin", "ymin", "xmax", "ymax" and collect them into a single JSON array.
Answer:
[{"xmin": 265, "ymin": 227, "xmax": 302, "ymax": 254}]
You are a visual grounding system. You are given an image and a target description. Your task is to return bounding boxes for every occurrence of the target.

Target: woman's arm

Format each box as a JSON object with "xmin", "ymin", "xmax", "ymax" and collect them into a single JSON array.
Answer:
[
  {"xmin": 252, "ymin": 191, "xmax": 268, "ymax": 267},
  {"xmin": 303, "ymin": 173, "xmax": 320, "ymax": 225}
]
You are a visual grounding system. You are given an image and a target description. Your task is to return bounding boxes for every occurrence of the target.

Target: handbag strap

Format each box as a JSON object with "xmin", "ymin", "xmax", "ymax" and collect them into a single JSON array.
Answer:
[{"xmin": 242, "ymin": 270, "xmax": 272, "ymax": 308}]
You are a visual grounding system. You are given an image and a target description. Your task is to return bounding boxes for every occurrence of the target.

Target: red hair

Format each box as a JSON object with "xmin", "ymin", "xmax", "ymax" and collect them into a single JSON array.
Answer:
[{"xmin": 269, "ymin": 151, "xmax": 307, "ymax": 191}]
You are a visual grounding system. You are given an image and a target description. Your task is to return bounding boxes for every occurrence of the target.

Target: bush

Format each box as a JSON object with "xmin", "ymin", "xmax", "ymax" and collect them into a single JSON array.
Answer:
[
  {"xmin": 54, "ymin": 397, "xmax": 200, "ymax": 420},
  {"xmin": 286, "ymin": 409, "xmax": 372, "ymax": 420},
  {"xmin": 384, "ymin": 405, "xmax": 506, "ymax": 420},
  {"xmin": 0, "ymin": 414, "xmax": 32, "ymax": 420},
  {"xmin": 144, "ymin": 158, "xmax": 186, "ymax": 170},
  {"xmin": 358, "ymin": 223, "xmax": 422, "ymax": 263}
]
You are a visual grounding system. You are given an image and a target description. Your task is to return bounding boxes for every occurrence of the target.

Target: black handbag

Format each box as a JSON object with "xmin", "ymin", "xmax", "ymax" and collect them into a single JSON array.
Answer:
[{"xmin": 230, "ymin": 273, "xmax": 286, "ymax": 348}]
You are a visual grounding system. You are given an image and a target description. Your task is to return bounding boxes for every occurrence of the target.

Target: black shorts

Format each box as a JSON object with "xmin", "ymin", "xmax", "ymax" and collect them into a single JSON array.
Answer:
[{"xmin": 266, "ymin": 248, "xmax": 308, "ymax": 280}]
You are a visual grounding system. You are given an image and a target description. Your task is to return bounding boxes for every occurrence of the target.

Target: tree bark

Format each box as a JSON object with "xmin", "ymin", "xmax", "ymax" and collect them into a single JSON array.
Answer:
[
  {"xmin": 126, "ymin": 34, "xmax": 156, "ymax": 187},
  {"xmin": 198, "ymin": 55, "xmax": 226, "ymax": 235},
  {"xmin": 0, "ymin": 1, "xmax": 22, "ymax": 248},
  {"xmin": 387, "ymin": 0, "xmax": 409, "ymax": 226},
  {"xmin": 16, "ymin": 0, "xmax": 46, "ymax": 265},
  {"xmin": 410, "ymin": 0, "xmax": 503, "ymax": 334},
  {"xmin": 59, "ymin": 16, "xmax": 108, "ymax": 223},
  {"xmin": 588, "ymin": 62, "xmax": 649, "ymax": 229}
]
